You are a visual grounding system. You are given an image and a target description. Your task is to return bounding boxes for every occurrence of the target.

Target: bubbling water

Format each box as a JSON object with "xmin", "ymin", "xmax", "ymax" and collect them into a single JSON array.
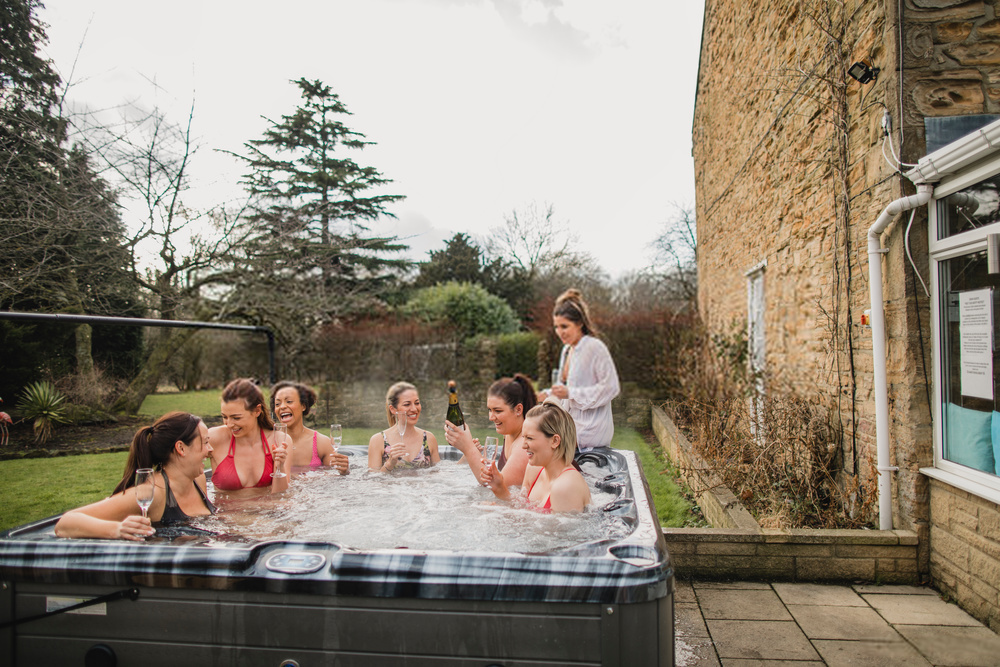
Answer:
[{"xmin": 193, "ymin": 460, "xmax": 630, "ymax": 552}]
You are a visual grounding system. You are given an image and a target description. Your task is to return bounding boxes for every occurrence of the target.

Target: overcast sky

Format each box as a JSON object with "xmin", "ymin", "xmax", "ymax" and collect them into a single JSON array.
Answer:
[{"xmin": 38, "ymin": 0, "xmax": 704, "ymax": 278}]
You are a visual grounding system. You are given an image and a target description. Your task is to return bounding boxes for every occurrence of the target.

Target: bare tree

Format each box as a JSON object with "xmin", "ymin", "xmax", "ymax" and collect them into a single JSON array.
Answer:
[{"xmin": 650, "ymin": 202, "xmax": 698, "ymax": 307}]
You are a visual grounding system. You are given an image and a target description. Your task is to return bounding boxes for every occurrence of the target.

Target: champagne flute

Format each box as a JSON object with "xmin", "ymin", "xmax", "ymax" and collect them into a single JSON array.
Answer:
[
  {"xmin": 481, "ymin": 436, "xmax": 499, "ymax": 486},
  {"xmin": 134, "ymin": 468, "xmax": 155, "ymax": 519},
  {"xmin": 551, "ymin": 368, "xmax": 560, "ymax": 389},
  {"xmin": 271, "ymin": 423, "xmax": 288, "ymax": 478},
  {"xmin": 395, "ymin": 410, "xmax": 408, "ymax": 463},
  {"xmin": 330, "ymin": 424, "xmax": 342, "ymax": 453}
]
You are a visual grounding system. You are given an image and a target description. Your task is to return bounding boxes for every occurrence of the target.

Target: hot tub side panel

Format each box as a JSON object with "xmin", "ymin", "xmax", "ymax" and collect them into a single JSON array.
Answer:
[{"xmin": 2, "ymin": 581, "xmax": 673, "ymax": 667}]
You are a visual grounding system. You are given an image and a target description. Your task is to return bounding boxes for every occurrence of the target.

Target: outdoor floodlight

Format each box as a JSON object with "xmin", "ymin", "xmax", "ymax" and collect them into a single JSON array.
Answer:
[{"xmin": 848, "ymin": 60, "xmax": 879, "ymax": 84}]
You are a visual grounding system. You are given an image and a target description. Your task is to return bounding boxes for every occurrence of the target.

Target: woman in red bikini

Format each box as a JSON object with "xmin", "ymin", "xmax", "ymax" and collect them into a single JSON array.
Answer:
[
  {"xmin": 208, "ymin": 378, "xmax": 289, "ymax": 496},
  {"xmin": 270, "ymin": 381, "xmax": 349, "ymax": 474},
  {"xmin": 482, "ymin": 403, "xmax": 590, "ymax": 512}
]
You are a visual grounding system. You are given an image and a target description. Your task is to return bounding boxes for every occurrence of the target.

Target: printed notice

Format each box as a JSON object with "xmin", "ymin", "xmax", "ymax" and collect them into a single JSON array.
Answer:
[{"xmin": 960, "ymin": 289, "xmax": 994, "ymax": 400}]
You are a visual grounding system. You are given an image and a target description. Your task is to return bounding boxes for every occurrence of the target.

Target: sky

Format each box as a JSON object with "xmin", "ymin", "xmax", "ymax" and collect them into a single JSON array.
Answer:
[{"xmin": 38, "ymin": 0, "xmax": 704, "ymax": 278}]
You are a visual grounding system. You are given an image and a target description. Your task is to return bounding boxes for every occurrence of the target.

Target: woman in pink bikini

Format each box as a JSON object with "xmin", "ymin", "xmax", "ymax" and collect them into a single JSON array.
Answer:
[
  {"xmin": 208, "ymin": 379, "xmax": 289, "ymax": 495},
  {"xmin": 270, "ymin": 381, "xmax": 349, "ymax": 474},
  {"xmin": 482, "ymin": 403, "xmax": 590, "ymax": 512}
]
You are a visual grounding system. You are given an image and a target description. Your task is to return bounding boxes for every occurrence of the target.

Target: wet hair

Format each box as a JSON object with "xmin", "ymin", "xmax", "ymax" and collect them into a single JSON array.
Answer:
[
  {"xmin": 488, "ymin": 374, "xmax": 537, "ymax": 418},
  {"xmin": 113, "ymin": 412, "xmax": 203, "ymax": 494},
  {"xmin": 269, "ymin": 381, "xmax": 318, "ymax": 417},
  {"xmin": 221, "ymin": 378, "xmax": 274, "ymax": 431},
  {"xmin": 524, "ymin": 403, "xmax": 577, "ymax": 463},
  {"xmin": 385, "ymin": 381, "xmax": 418, "ymax": 426},
  {"xmin": 552, "ymin": 288, "xmax": 596, "ymax": 336}
]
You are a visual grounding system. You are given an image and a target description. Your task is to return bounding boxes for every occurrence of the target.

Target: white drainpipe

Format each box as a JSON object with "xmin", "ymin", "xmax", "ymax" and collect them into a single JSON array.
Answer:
[{"xmin": 868, "ymin": 183, "xmax": 934, "ymax": 530}]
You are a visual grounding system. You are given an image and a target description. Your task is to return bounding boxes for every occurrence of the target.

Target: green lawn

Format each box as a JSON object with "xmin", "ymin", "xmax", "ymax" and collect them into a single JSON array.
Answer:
[
  {"xmin": 0, "ymin": 451, "xmax": 129, "ymax": 532},
  {"xmin": 140, "ymin": 389, "xmax": 224, "ymax": 418},
  {"xmin": 1, "ymin": 391, "xmax": 698, "ymax": 531}
]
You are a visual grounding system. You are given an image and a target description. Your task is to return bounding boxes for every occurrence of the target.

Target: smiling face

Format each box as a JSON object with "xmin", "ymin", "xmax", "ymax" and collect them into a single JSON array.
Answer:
[
  {"xmin": 273, "ymin": 387, "xmax": 304, "ymax": 427},
  {"xmin": 553, "ymin": 315, "xmax": 584, "ymax": 347},
  {"xmin": 392, "ymin": 389, "xmax": 421, "ymax": 425},
  {"xmin": 522, "ymin": 416, "xmax": 559, "ymax": 466},
  {"xmin": 487, "ymin": 394, "xmax": 523, "ymax": 436},
  {"xmin": 221, "ymin": 400, "xmax": 261, "ymax": 438}
]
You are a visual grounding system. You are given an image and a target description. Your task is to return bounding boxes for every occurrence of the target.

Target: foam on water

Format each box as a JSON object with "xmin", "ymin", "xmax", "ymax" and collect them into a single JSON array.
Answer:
[{"xmin": 192, "ymin": 459, "xmax": 630, "ymax": 552}]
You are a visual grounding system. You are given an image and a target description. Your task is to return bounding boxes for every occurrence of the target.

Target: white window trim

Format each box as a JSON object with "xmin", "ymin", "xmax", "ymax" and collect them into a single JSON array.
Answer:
[{"xmin": 926, "ymin": 156, "xmax": 1000, "ymax": 499}]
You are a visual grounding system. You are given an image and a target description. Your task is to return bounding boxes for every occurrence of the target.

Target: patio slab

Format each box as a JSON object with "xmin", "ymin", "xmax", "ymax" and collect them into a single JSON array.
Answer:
[
  {"xmin": 772, "ymin": 583, "xmax": 865, "ymax": 607},
  {"xmin": 787, "ymin": 604, "xmax": 900, "ymax": 641},
  {"xmin": 706, "ymin": 620, "xmax": 821, "ymax": 661},
  {"xmin": 863, "ymin": 593, "xmax": 983, "ymax": 626},
  {"xmin": 895, "ymin": 624, "xmax": 1000, "ymax": 666},
  {"xmin": 697, "ymin": 588, "xmax": 792, "ymax": 621},
  {"xmin": 812, "ymin": 639, "xmax": 932, "ymax": 667}
]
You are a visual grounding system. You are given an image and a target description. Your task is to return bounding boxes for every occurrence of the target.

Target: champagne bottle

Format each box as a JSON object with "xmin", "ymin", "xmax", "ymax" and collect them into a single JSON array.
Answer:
[{"xmin": 446, "ymin": 380, "xmax": 465, "ymax": 428}]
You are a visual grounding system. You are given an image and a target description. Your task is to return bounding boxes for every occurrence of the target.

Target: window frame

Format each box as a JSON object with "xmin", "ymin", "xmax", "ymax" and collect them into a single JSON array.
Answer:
[{"xmin": 927, "ymin": 155, "xmax": 1000, "ymax": 502}]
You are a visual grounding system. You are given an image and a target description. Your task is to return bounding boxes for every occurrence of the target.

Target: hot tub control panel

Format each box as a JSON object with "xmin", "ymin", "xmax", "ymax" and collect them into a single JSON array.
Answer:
[{"xmin": 264, "ymin": 551, "xmax": 327, "ymax": 574}]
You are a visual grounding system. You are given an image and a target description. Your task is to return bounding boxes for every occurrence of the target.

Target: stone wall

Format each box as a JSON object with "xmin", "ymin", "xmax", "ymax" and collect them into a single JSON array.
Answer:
[
  {"xmin": 694, "ymin": 0, "xmax": 1000, "ymax": 631},
  {"xmin": 929, "ymin": 478, "xmax": 1000, "ymax": 632}
]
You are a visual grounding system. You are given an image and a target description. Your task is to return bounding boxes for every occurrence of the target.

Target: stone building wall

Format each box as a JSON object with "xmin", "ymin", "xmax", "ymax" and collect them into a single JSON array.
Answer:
[{"xmin": 693, "ymin": 0, "xmax": 1000, "ymax": 610}]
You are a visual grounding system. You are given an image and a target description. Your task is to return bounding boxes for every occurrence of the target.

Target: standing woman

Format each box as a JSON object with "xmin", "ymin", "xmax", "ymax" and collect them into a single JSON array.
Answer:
[
  {"xmin": 444, "ymin": 374, "xmax": 536, "ymax": 487},
  {"xmin": 483, "ymin": 403, "xmax": 590, "ymax": 512},
  {"xmin": 368, "ymin": 382, "xmax": 440, "ymax": 471},
  {"xmin": 55, "ymin": 412, "xmax": 215, "ymax": 540},
  {"xmin": 271, "ymin": 381, "xmax": 350, "ymax": 474},
  {"xmin": 540, "ymin": 288, "xmax": 620, "ymax": 453},
  {"xmin": 208, "ymin": 378, "xmax": 290, "ymax": 494}
]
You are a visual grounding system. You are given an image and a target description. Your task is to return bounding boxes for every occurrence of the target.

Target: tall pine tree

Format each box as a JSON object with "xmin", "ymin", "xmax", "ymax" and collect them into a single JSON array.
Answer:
[{"xmin": 236, "ymin": 79, "xmax": 408, "ymax": 322}]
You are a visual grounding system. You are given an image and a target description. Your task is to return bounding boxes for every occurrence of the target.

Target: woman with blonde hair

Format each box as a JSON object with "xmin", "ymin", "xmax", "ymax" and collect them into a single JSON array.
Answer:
[
  {"xmin": 539, "ymin": 288, "xmax": 620, "ymax": 453},
  {"xmin": 482, "ymin": 403, "xmax": 590, "ymax": 512},
  {"xmin": 368, "ymin": 382, "xmax": 440, "ymax": 471}
]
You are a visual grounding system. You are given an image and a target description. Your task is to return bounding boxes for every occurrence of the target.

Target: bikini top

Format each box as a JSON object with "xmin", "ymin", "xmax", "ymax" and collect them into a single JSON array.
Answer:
[
  {"xmin": 381, "ymin": 431, "xmax": 432, "ymax": 468},
  {"xmin": 211, "ymin": 429, "xmax": 274, "ymax": 490},
  {"xmin": 158, "ymin": 470, "xmax": 215, "ymax": 524},
  {"xmin": 291, "ymin": 431, "xmax": 324, "ymax": 474},
  {"xmin": 527, "ymin": 466, "xmax": 577, "ymax": 511}
]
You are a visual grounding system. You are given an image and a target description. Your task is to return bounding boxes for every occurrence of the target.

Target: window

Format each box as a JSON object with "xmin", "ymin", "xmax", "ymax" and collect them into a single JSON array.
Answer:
[{"xmin": 930, "ymin": 160, "xmax": 1000, "ymax": 498}]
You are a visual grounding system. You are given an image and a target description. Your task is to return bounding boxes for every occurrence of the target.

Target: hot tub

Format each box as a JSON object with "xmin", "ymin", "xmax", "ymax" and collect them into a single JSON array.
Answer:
[{"xmin": 0, "ymin": 447, "xmax": 674, "ymax": 666}]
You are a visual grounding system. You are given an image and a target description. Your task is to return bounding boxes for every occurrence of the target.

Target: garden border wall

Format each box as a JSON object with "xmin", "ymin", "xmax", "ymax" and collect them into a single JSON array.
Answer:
[{"xmin": 652, "ymin": 406, "xmax": 920, "ymax": 583}]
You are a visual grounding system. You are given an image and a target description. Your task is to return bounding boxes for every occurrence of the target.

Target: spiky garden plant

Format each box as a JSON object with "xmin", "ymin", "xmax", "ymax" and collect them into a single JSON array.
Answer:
[{"xmin": 16, "ymin": 381, "xmax": 69, "ymax": 446}]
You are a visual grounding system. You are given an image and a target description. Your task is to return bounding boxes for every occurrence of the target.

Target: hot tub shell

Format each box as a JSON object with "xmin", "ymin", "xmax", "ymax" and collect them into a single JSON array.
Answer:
[{"xmin": 0, "ymin": 447, "xmax": 673, "ymax": 666}]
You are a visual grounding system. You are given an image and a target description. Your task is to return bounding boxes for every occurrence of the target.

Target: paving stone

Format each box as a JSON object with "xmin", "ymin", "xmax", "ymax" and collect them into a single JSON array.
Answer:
[
  {"xmin": 675, "ymin": 635, "xmax": 721, "ymax": 667},
  {"xmin": 772, "ymin": 582, "xmax": 865, "ymax": 606},
  {"xmin": 698, "ymin": 588, "xmax": 792, "ymax": 621},
  {"xmin": 896, "ymin": 624, "xmax": 1000, "ymax": 666},
  {"xmin": 706, "ymin": 620, "xmax": 820, "ymax": 661},
  {"xmin": 676, "ymin": 579, "xmax": 697, "ymax": 603},
  {"xmin": 863, "ymin": 593, "xmax": 982, "ymax": 625},
  {"xmin": 812, "ymin": 639, "xmax": 932, "ymax": 667},
  {"xmin": 721, "ymin": 661, "xmax": 825, "ymax": 667},
  {"xmin": 787, "ymin": 604, "xmax": 901, "ymax": 641},
  {"xmin": 852, "ymin": 584, "xmax": 937, "ymax": 595},
  {"xmin": 693, "ymin": 581, "xmax": 772, "ymax": 590},
  {"xmin": 676, "ymin": 602, "xmax": 710, "ymax": 638}
]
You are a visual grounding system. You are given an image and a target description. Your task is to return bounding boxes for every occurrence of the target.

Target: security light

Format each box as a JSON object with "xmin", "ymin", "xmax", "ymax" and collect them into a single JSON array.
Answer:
[{"xmin": 848, "ymin": 60, "xmax": 879, "ymax": 84}]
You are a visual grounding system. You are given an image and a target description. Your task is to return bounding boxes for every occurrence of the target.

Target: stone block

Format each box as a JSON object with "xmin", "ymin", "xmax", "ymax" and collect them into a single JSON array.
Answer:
[
  {"xmin": 797, "ymin": 557, "xmax": 876, "ymax": 581},
  {"xmin": 968, "ymin": 549, "xmax": 1000, "ymax": 594},
  {"xmin": 912, "ymin": 78, "xmax": 986, "ymax": 114},
  {"xmin": 943, "ymin": 42, "xmax": 1000, "ymax": 66},
  {"xmin": 932, "ymin": 527, "xmax": 971, "ymax": 570},
  {"xmin": 936, "ymin": 21, "xmax": 974, "ymax": 41},
  {"xmin": 835, "ymin": 544, "xmax": 916, "ymax": 559},
  {"xmin": 757, "ymin": 543, "xmax": 834, "ymax": 558},
  {"xmin": 696, "ymin": 542, "xmax": 757, "ymax": 556},
  {"xmin": 979, "ymin": 19, "xmax": 1000, "ymax": 37}
]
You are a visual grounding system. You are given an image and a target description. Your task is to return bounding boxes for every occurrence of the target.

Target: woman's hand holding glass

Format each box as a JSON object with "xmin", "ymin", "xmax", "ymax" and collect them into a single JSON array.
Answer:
[{"xmin": 479, "ymin": 437, "xmax": 499, "ymax": 486}]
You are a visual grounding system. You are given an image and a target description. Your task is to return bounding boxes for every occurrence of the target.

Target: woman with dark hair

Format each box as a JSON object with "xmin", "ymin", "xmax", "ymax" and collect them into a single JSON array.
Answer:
[
  {"xmin": 444, "ymin": 374, "xmax": 537, "ymax": 487},
  {"xmin": 539, "ymin": 288, "xmax": 620, "ymax": 453},
  {"xmin": 270, "ymin": 381, "xmax": 349, "ymax": 474},
  {"xmin": 483, "ymin": 403, "xmax": 590, "ymax": 513},
  {"xmin": 54, "ymin": 412, "xmax": 215, "ymax": 540},
  {"xmin": 368, "ymin": 382, "xmax": 440, "ymax": 471},
  {"xmin": 208, "ymin": 378, "xmax": 289, "ymax": 494}
]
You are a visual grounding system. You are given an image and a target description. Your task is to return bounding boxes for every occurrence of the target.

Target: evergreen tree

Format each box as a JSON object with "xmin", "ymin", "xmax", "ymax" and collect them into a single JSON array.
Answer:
[{"xmin": 236, "ymin": 78, "xmax": 409, "ymax": 326}]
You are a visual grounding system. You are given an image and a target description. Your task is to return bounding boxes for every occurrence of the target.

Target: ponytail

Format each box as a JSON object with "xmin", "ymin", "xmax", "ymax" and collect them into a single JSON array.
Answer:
[{"xmin": 113, "ymin": 412, "xmax": 202, "ymax": 495}]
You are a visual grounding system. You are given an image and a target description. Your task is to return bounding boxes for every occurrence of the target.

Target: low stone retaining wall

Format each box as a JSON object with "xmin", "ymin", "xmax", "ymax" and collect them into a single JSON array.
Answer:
[{"xmin": 652, "ymin": 406, "xmax": 920, "ymax": 584}]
